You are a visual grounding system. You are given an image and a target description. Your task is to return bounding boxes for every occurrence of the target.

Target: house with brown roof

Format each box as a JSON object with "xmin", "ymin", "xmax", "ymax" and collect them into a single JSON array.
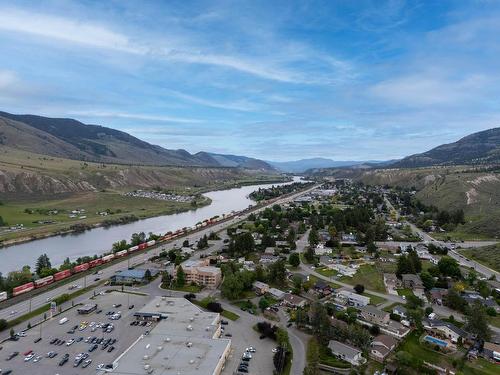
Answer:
[
  {"xmin": 282, "ymin": 293, "xmax": 307, "ymax": 308},
  {"xmin": 370, "ymin": 334, "xmax": 398, "ymax": 362}
]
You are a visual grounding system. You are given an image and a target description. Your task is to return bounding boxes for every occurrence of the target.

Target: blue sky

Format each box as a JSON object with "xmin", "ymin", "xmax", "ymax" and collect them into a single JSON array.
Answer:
[{"xmin": 0, "ymin": 0, "xmax": 499, "ymax": 161}]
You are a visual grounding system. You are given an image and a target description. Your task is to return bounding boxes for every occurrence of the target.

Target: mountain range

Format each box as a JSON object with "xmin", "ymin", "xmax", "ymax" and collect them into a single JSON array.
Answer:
[
  {"xmin": 266, "ymin": 158, "xmax": 389, "ymax": 173},
  {"xmin": 390, "ymin": 127, "xmax": 500, "ymax": 168},
  {"xmin": 0, "ymin": 111, "xmax": 276, "ymax": 172}
]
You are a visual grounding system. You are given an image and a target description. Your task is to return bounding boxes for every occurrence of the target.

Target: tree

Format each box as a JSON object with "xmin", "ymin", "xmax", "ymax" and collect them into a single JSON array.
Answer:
[
  {"xmin": 0, "ymin": 215, "xmax": 5, "ymax": 226},
  {"xmin": 292, "ymin": 275, "xmax": 303, "ymax": 294},
  {"xmin": 304, "ymin": 245, "xmax": 315, "ymax": 263},
  {"xmin": 182, "ymin": 239, "xmax": 190, "ymax": 248},
  {"xmin": 259, "ymin": 297, "xmax": 271, "ymax": 311},
  {"xmin": 221, "ymin": 273, "xmax": 244, "ymax": 300},
  {"xmin": 176, "ymin": 266, "xmax": 185, "ymax": 287},
  {"xmin": 407, "ymin": 250, "xmax": 422, "ymax": 273},
  {"xmin": 438, "ymin": 256, "xmax": 461, "ymax": 278},
  {"xmin": 308, "ymin": 228, "xmax": 319, "ymax": 247},
  {"xmin": 354, "ymin": 284, "xmax": 365, "ymax": 294},
  {"xmin": 464, "ymin": 300, "xmax": 492, "ymax": 341},
  {"xmin": 0, "ymin": 318, "xmax": 7, "ymax": 331},
  {"xmin": 268, "ymin": 260, "xmax": 287, "ymax": 286},
  {"xmin": 144, "ymin": 269, "xmax": 152, "ymax": 281},
  {"xmin": 289, "ymin": 253, "xmax": 300, "ymax": 267},
  {"xmin": 9, "ymin": 328, "xmax": 14, "ymax": 338},
  {"xmin": 112, "ymin": 240, "xmax": 128, "ymax": 252},
  {"xmin": 420, "ymin": 271, "xmax": 435, "ymax": 290},
  {"xmin": 131, "ymin": 232, "xmax": 146, "ymax": 246},
  {"xmin": 35, "ymin": 254, "xmax": 52, "ymax": 276}
]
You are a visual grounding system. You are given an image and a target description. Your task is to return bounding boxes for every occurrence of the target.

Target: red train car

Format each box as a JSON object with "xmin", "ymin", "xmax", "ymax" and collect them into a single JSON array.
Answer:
[
  {"xmin": 54, "ymin": 269, "xmax": 72, "ymax": 281},
  {"xmin": 34, "ymin": 275, "xmax": 54, "ymax": 288},
  {"xmin": 138, "ymin": 243, "xmax": 148, "ymax": 250},
  {"xmin": 88, "ymin": 259, "xmax": 102, "ymax": 268},
  {"xmin": 13, "ymin": 282, "xmax": 35, "ymax": 296},
  {"xmin": 73, "ymin": 263, "xmax": 90, "ymax": 273}
]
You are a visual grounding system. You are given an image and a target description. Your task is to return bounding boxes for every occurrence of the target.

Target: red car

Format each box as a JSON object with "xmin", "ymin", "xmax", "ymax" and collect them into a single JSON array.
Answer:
[{"xmin": 23, "ymin": 350, "xmax": 32, "ymax": 356}]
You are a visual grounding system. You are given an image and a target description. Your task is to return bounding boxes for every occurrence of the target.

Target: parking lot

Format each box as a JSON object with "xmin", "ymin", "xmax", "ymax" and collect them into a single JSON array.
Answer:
[
  {"xmin": 0, "ymin": 291, "xmax": 151, "ymax": 375},
  {"xmin": 220, "ymin": 311, "xmax": 277, "ymax": 375}
]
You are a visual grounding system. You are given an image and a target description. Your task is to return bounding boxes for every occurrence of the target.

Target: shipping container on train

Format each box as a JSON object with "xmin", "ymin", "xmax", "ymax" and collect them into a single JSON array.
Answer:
[
  {"xmin": 88, "ymin": 259, "xmax": 103, "ymax": 268},
  {"xmin": 128, "ymin": 245, "xmax": 139, "ymax": 253},
  {"xmin": 73, "ymin": 262, "xmax": 90, "ymax": 273},
  {"xmin": 115, "ymin": 250, "xmax": 128, "ymax": 258},
  {"xmin": 34, "ymin": 275, "xmax": 54, "ymax": 288},
  {"xmin": 101, "ymin": 254, "xmax": 115, "ymax": 263},
  {"xmin": 54, "ymin": 269, "xmax": 72, "ymax": 281},
  {"xmin": 13, "ymin": 282, "xmax": 35, "ymax": 296},
  {"xmin": 146, "ymin": 240, "xmax": 156, "ymax": 247},
  {"xmin": 0, "ymin": 291, "xmax": 7, "ymax": 302}
]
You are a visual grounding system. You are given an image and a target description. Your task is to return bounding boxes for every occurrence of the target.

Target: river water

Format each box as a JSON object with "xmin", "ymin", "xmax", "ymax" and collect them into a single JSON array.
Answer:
[{"xmin": 0, "ymin": 178, "xmax": 302, "ymax": 274}]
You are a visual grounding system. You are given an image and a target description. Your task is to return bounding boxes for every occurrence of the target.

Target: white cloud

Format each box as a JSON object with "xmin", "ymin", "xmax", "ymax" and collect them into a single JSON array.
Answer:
[
  {"xmin": 0, "ymin": 8, "xmax": 146, "ymax": 54},
  {"xmin": 165, "ymin": 89, "xmax": 261, "ymax": 112}
]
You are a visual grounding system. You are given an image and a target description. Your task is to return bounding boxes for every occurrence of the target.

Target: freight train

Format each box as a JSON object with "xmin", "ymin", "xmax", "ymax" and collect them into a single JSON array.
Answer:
[{"xmin": 3, "ymin": 214, "xmax": 229, "ymax": 300}]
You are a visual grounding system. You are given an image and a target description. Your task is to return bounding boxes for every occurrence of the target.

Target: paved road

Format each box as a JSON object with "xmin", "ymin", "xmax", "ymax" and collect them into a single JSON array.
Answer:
[{"xmin": 0, "ymin": 184, "xmax": 319, "ymax": 322}]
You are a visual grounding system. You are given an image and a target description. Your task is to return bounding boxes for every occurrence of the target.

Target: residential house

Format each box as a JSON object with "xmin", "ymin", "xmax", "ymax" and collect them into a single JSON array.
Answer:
[
  {"xmin": 429, "ymin": 288, "xmax": 448, "ymax": 305},
  {"xmin": 392, "ymin": 305, "xmax": 408, "ymax": 319},
  {"xmin": 314, "ymin": 280, "xmax": 333, "ymax": 296},
  {"xmin": 282, "ymin": 293, "xmax": 307, "ymax": 308},
  {"xmin": 319, "ymin": 255, "xmax": 334, "ymax": 265},
  {"xmin": 329, "ymin": 316, "xmax": 349, "ymax": 330},
  {"xmin": 264, "ymin": 247, "xmax": 276, "ymax": 255},
  {"xmin": 327, "ymin": 340, "xmax": 366, "ymax": 366},
  {"xmin": 401, "ymin": 274, "xmax": 424, "ymax": 289},
  {"xmin": 482, "ymin": 342, "xmax": 500, "ymax": 362},
  {"xmin": 383, "ymin": 273, "xmax": 400, "ymax": 295},
  {"xmin": 253, "ymin": 281, "xmax": 269, "ymax": 295},
  {"xmin": 260, "ymin": 254, "xmax": 279, "ymax": 264},
  {"xmin": 315, "ymin": 243, "xmax": 331, "ymax": 256},
  {"xmin": 423, "ymin": 318, "xmax": 468, "ymax": 344},
  {"xmin": 359, "ymin": 305, "xmax": 390, "ymax": 326},
  {"xmin": 329, "ymin": 263, "xmax": 356, "ymax": 277},
  {"xmin": 341, "ymin": 233, "xmax": 357, "ymax": 243},
  {"xmin": 381, "ymin": 319, "xmax": 411, "ymax": 339},
  {"xmin": 335, "ymin": 289, "xmax": 370, "ymax": 307},
  {"xmin": 268, "ymin": 287, "xmax": 286, "ymax": 300},
  {"xmin": 370, "ymin": 334, "xmax": 398, "ymax": 362}
]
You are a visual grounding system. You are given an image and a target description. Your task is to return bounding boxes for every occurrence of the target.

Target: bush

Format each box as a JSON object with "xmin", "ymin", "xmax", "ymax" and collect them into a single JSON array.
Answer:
[
  {"xmin": 0, "ymin": 319, "xmax": 7, "ymax": 331},
  {"xmin": 354, "ymin": 284, "xmax": 365, "ymax": 294},
  {"xmin": 206, "ymin": 302, "xmax": 223, "ymax": 313},
  {"xmin": 256, "ymin": 321, "xmax": 277, "ymax": 340},
  {"xmin": 369, "ymin": 325, "xmax": 380, "ymax": 335},
  {"xmin": 184, "ymin": 293, "xmax": 196, "ymax": 301}
]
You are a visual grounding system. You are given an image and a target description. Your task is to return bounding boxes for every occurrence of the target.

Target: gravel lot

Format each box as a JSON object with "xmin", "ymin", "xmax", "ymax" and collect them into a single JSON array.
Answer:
[{"xmin": 0, "ymin": 291, "xmax": 150, "ymax": 375}]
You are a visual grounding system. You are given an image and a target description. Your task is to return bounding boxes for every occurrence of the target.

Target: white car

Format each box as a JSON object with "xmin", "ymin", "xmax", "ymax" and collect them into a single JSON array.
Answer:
[
  {"xmin": 24, "ymin": 353, "xmax": 35, "ymax": 362},
  {"xmin": 96, "ymin": 363, "xmax": 105, "ymax": 370},
  {"xmin": 66, "ymin": 339, "xmax": 75, "ymax": 346},
  {"xmin": 246, "ymin": 347, "xmax": 256, "ymax": 353}
]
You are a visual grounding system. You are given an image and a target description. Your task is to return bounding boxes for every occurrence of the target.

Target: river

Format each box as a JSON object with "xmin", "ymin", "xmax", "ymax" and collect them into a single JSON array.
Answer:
[{"xmin": 0, "ymin": 178, "xmax": 302, "ymax": 274}]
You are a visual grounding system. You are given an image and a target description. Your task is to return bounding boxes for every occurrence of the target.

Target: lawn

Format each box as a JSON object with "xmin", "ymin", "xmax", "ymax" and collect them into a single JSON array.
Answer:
[
  {"xmin": 397, "ymin": 288, "xmax": 415, "ymax": 299},
  {"xmin": 363, "ymin": 292, "xmax": 386, "ymax": 306},
  {"xmin": 316, "ymin": 267, "xmax": 338, "ymax": 278},
  {"xmin": 339, "ymin": 264, "xmax": 386, "ymax": 293},
  {"xmin": 164, "ymin": 284, "xmax": 203, "ymax": 293},
  {"xmin": 221, "ymin": 309, "xmax": 240, "ymax": 321},
  {"xmin": 459, "ymin": 244, "xmax": 500, "ymax": 273}
]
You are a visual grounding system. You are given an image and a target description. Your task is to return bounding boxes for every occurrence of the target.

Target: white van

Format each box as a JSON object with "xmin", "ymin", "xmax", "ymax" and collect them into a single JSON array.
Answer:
[{"xmin": 59, "ymin": 317, "xmax": 68, "ymax": 325}]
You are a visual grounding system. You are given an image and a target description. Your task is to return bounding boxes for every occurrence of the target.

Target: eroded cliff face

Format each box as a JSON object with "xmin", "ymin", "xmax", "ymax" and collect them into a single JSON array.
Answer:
[{"xmin": 0, "ymin": 165, "xmax": 266, "ymax": 196}]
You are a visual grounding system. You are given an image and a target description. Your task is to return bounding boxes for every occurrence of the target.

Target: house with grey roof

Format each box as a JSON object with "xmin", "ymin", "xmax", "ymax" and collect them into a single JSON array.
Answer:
[
  {"xmin": 359, "ymin": 305, "xmax": 390, "ymax": 326},
  {"xmin": 327, "ymin": 340, "xmax": 366, "ymax": 366}
]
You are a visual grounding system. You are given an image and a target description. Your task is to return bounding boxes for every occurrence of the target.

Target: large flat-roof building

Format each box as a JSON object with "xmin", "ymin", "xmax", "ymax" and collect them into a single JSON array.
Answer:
[
  {"xmin": 107, "ymin": 297, "xmax": 231, "ymax": 375},
  {"xmin": 110, "ymin": 268, "xmax": 159, "ymax": 285}
]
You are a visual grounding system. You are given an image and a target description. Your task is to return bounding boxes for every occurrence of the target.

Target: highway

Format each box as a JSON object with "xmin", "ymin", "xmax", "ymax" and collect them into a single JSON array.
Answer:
[{"xmin": 0, "ymin": 183, "xmax": 319, "ymax": 322}]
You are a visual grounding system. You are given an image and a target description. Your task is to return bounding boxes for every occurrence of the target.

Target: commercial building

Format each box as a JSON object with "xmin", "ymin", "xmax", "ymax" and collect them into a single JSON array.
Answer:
[
  {"xmin": 77, "ymin": 303, "xmax": 98, "ymax": 314},
  {"xmin": 174, "ymin": 259, "xmax": 222, "ymax": 288},
  {"xmin": 110, "ymin": 268, "xmax": 159, "ymax": 285},
  {"xmin": 111, "ymin": 297, "xmax": 231, "ymax": 375}
]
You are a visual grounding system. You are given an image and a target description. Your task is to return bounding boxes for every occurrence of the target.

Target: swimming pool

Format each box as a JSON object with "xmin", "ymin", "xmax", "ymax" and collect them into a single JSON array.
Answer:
[{"xmin": 424, "ymin": 335, "xmax": 448, "ymax": 347}]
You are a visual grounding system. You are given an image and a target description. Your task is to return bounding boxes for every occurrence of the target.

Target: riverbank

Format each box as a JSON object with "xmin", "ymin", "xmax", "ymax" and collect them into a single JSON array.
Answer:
[{"xmin": 0, "ymin": 192, "xmax": 212, "ymax": 247}]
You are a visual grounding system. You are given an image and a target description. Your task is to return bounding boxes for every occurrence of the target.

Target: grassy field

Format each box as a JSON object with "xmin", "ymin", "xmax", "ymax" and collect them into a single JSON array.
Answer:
[
  {"xmin": 339, "ymin": 264, "xmax": 386, "ymax": 293},
  {"xmin": 0, "ymin": 191, "xmax": 207, "ymax": 243},
  {"xmin": 363, "ymin": 292, "xmax": 386, "ymax": 306},
  {"xmin": 316, "ymin": 267, "xmax": 338, "ymax": 277},
  {"xmin": 459, "ymin": 244, "xmax": 500, "ymax": 273}
]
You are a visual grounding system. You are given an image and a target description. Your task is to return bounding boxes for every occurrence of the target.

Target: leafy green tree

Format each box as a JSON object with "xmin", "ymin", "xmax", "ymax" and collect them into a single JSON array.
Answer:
[
  {"xmin": 268, "ymin": 260, "xmax": 287, "ymax": 286},
  {"xmin": 131, "ymin": 232, "xmax": 146, "ymax": 246},
  {"xmin": 308, "ymin": 228, "xmax": 319, "ymax": 247},
  {"xmin": 420, "ymin": 271, "xmax": 435, "ymax": 290},
  {"xmin": 259, "ymin": 297, "xmax": 271, "ymax": 311},
  {"xmin": 221, "ymin": 273, "xmax": 244, "ymax": 300},
  {"xmin": 0, "ymin": 216, "xmax": 5, "ymax": 226},
  {"xmin": 438, "ymin": 256, "xmax": 461, "ymax": 278},
  {"xmin": 176, "ymin": 266, "xmax": 185, "ymax": 287},
  {"xmin": 0, "ymin": 318, "xmax": 7, "ymax": 331},
  {"xmin": 465, "ymin": 300, "xmax": 492, "ymax": 341},
  {"xmin": 289, "ymin": 253, "xmax": 300, "ymax": 267},
  {"xmin": 112, "ymin": 240, "xmax": 128, "ymax": 252},
  {"xmin": 35, "ymin": 254, "xmax": 52, "ymax": 276}
]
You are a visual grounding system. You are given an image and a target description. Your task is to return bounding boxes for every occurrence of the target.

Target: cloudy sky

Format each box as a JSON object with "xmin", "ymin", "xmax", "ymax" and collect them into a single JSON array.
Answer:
[{"xmin": 0, "ymin": 0, "xmax": 499, "ymax": 161}]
